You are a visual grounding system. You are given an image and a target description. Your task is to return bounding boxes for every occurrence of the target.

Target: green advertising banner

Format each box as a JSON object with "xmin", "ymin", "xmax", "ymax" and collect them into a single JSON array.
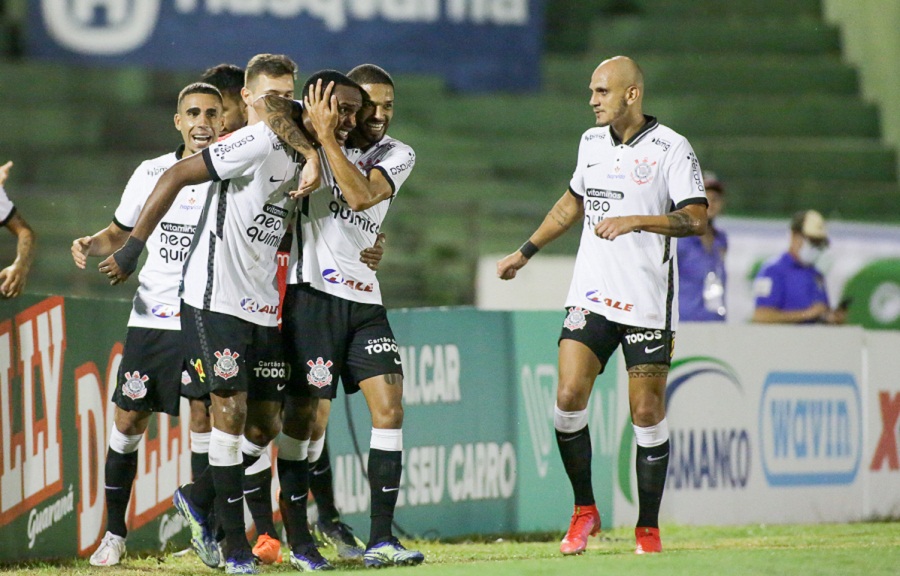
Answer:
[{"xmin": 509, "ymin": 311, "xmax": 618, "ymax": 533}]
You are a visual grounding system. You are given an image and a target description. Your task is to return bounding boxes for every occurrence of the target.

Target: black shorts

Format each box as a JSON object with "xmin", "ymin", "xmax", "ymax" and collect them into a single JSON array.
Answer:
[
  {"xmin": 559, "ymin": 306, "xmax": 675, "ymax": 373},
  {"xmin": 113, "ymin": 327, "xmax": 187, "ymax": 416},
  {"xmin": 180, "ymin": 302, "xmax": 287, "ymax": 402},
  {"xmin": 281, "ymin": 284, "xmax": 402, "ymax": 399}
]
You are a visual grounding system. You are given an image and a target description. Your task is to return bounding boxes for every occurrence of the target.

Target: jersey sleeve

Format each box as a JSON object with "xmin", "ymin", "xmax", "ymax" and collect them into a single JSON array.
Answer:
[
  {"xmin": 202, "ymin": 124, "xmax": 272, "ymax": 182},
  {"xmin": 665, "ymin": 137, "xmax": 708, "ymax": 209},
  {"xmin": 0, "ymin": 185, "xmax": 15, "ymax": 225},
  {"xmin": 371, "ymin": 144, "xmax": 415, "ymax": 195},
  {"xmin": 113, "ymin": 162, "xmax": 155, "ymax": 231}
]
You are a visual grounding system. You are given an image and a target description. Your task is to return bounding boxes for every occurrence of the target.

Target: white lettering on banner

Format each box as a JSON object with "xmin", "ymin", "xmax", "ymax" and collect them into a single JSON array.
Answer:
[
  {"xmin": 399, "ymin": 345, "xmax": 461, "ymax": 405},
  {"xmin": 0, "ymin": 297, "xmax": 65, "ymax": 526},
  {"xmin": 26, "ymin": 484, "xmax": 75, "ymax": 549},
  {"xmin": 334, "ymin": 442, "xmax": 515, "ymax": 512},
  {"xmin": 173, "ymin": 0, "xmax": 527, "ymax": 32},
  {"xmin": 669, "ymin": 429, "xmax": 751, "ymax": 490},
  {"xmin": 41, "ymin": 0, "xmax": 161, "ymax": 54}
]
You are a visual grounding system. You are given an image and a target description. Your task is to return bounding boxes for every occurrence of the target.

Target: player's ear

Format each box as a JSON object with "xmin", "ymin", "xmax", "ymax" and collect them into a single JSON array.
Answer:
[
  {"xmin": 241, "ymin": 86, "xmax": 252, "ymax": 106},
  {"xmin": 174, "ymin": 113, "xmax": 182, "ymax": 132}
]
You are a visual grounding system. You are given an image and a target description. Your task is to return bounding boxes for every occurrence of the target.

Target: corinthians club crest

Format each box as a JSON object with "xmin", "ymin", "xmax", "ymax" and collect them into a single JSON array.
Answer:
[
  {"xmin": 631, "ymin": 157, "xmax": 657, "ymax": 185},
  {"xmin": 307, "ymin": 357, "xmax": 334, "ymax": 388},
  {"xmin": 214, "ymin": 349, "xmax": 240, "ymax": 380},
  {"xmin": 122, "ymin": 371, "xmax": 149, "ymax": 400},
  {"xmin": 564, "ymin": 307, "xmax": 589, "ymax": 331}
]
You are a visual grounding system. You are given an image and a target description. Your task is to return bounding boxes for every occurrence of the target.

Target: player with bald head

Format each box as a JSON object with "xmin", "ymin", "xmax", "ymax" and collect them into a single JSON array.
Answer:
[{"xmin": 498, "ymin": 55, "xmax": 709, "ymax": 556}]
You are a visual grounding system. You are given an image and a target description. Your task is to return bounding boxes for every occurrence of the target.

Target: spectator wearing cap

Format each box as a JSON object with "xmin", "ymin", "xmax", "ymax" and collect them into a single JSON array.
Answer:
[
  {"xmin": 751, "ymin": 210, "xmax": 846, "ymax": 324},
  {"xmin": 677, "ymin": 171, "xmax": 727, "ymax": 321}
]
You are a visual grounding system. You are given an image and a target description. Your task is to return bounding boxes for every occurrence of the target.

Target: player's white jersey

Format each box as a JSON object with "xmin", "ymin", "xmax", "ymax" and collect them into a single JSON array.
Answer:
[
  {"xmin": 565, "ymin": 116, "xmax": 707, "ymax": 330},
  {"xmin": 182, "ymin": 122, "xmax": 299, "ymax": 327},
  {"xmin": 0, "ymin": 185, "xmax": 15, "ymax": 225},
  {"xmin": 114, "ymin": 147, "xmax": 208, "ymax": 330},
  {"xmin": 287, "ymin": 135, "xmax": 415, "ymax": 305}
]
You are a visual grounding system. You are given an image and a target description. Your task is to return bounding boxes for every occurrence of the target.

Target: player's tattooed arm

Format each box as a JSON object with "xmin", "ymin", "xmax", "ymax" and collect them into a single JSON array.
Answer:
[
  {"xmin": 257, "ymin": 95, "xmax": 317, "ymax": 161},
  {"xmin": 665, "ymin": 209, "xmax": 699, "ymax": 237},
  {"xmin": 612, "ymin": 202, "xmax": 707, "ymax": 239}
]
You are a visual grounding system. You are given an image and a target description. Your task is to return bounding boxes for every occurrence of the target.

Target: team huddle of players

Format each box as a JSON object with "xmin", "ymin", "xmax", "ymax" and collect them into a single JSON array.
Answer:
[{"xmin": 73, "ymin": 55, "xmax": 421, "ymax": 573}]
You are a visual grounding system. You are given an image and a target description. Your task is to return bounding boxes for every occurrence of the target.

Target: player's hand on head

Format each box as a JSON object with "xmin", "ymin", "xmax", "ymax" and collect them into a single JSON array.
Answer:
[
  {"xmin": 305, "ymin": 79, "xmax": 339, "ymax": 140},
  {"xmin": 71, "ymin": 236, "xmax": 93, "ymax": 269},
  {"xmin": 0, "ymin": 161, "xmax": 12, "ymax": 186},
  {"xmin": 360, "ymin": 233, "xmax": 386, "ymax": 271}
]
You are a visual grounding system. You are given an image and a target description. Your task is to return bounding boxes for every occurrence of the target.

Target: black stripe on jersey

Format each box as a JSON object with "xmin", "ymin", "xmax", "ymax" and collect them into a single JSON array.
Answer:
[
  {"xmin": 664, "ymin": 239, "xmax": 675, "ymax": 332},
  {"xmin": 203, "ymin": 231, "xmax": 216, "ymax": 310},
  {"xmin": 567, "ymin": 187, "xmax": 583, "ymax": 199},
  {"xmin": 201, "ymin": 148, "xmax": 221, "ymax": 182},
  {"xmin": 675, "ymin": 197, "xmax": 709, "ymax": 210},
  {"xmin": 215, "ymin": 181, "xmax": 229, "ymax": 239},
  {"xmin": 0, "ymin": 206, "xmax": 16, "ymax": 228},
  {"xmin": 112, "ymin": 215, "xmax": 133, "ymax": 232},
  {"xmin": 371, "ymin": 165, "xmax": 396, "ymax": 195}
]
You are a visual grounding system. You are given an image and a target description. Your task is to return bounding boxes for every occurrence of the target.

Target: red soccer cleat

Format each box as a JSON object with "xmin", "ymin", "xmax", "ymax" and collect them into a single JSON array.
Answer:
[
  {"xmin": 559, "ymin": 504, "xmax": 601, "ymax": 555},
  {"xmin": 635, "ymin": 526, "xmax": 662, "ymax": 554}
]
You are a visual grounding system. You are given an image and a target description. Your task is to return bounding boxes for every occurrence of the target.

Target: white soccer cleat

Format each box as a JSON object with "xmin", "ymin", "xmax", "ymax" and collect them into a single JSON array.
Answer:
[{"xmin": 89, "ymin": 531, "xmax": 126, "ymax": 566}]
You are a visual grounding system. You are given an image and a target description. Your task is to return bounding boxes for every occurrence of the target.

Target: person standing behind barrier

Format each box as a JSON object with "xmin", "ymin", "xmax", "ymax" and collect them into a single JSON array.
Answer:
[
  {"xmin": 0, "ymin": 160, "xmax": 35, "ymax": 298},
  {"xmin": 71, "ymin": 82, "xmax": 224, "ymax": 567},
  {"xmin": 752, "ymin": 209, "xmax": 846, "ymax": 324},
  {"xmin": 497, "ymin": 55, "xmax": 708, "ymax": 556},
  {"xmin": 677, "ymin": 171, "xmax": 727, "ymax": 321}
]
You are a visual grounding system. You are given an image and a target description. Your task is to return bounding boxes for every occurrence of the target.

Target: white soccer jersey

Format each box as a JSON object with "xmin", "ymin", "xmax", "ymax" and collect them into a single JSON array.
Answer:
[
  {"xmin": 0, "ymin": 185, "xmax": 15, "ymax": 225},
  {"xmin": 182, "ymin": 122, "xmax": 300, "ymax": 326},
  {"xmin": 565, "ymin": 116, "xmax": 707, "ymax": 330},
  {"xmin": 287, "ymin": 135, "xmax": 415, "ymax": 305},
  {"xmin": 113, "ymin": 148, "xmax": 208, "ymax": 330}
]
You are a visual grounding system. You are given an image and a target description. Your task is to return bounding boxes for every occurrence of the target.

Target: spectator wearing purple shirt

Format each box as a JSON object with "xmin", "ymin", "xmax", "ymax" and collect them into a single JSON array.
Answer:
[
  {"xmin": 677, "ymin": 171, "xmax": 727, "ymax": 321},
  {"xmin": 752, "ymin": 210, "xmax": 846, "ymax": 324}
]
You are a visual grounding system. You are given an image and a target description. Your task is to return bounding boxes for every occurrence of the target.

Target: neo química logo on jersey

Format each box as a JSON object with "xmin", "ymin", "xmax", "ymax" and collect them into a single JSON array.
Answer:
[{"xmin": 759, "ymin": 372, "xmax": 862, "ymax": 486}]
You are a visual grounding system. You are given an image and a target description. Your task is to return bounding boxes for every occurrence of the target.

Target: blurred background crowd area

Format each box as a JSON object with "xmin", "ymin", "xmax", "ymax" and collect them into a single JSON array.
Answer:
[{"xmin": 2, "ymin": 0, "xmax": 900, "ymax": 308}]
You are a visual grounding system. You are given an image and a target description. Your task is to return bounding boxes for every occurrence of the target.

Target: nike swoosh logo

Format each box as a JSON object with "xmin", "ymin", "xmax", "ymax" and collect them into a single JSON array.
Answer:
[
  {"xmin": 644, "ymin": 344, "xmax": 664, "ymax": 354},
  {"xmin": 269, "ymin": 176, "xmax": 285, "ymax": 183},
  {"xmin": 587, "ymin": 162, "xmax": 602, "ymax": 168},
  {"xmin": 647, "ymin": 454, "xmax": 668, "ymax": 462},
  {"xmin": 290, "ymin": 494, "xmax": 308, "ymax": 502},
  {"xmin": 393, "ymin": 358, "xmax": 402, "ymax": 365},
  {"xmin": 382, "ymin": 487, "xmax": 400, "ymax": 493},
  {"xmin": 558, "ymin": 433, "xmax": 583, "ymax": 442},
  {"xmin": 312, "ymin": 466, "xmax": 331, "ymax": 476},
  {"xmin": 104, "ymin": 486, "xmax": 122, "ymax": 490},
  {"xmin": 227, "ymin": 496, "xmax": 242, "ymax": 504},
  {"xmin": 243, "ymin": 487, "xmax": 261, "ymax": 495},
  {"xmin": 276, "ymin": 383, "xmax": 286, "ymax": 391}
]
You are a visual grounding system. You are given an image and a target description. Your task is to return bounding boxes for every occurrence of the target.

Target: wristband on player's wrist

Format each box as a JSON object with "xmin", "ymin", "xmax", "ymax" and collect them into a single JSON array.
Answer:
[
  {"xmin": 519, "ymin": 240, "xmax": 540, "ymax": 259},
  {"xmin": 113, "ymin": 236, "xmax": 146, "ymax": 276}
]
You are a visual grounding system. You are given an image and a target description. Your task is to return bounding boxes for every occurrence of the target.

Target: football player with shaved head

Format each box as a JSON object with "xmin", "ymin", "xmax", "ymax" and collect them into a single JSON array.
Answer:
[{"xmin": 498, "ymin": 55, "xmax": 709, "ymax": 556}]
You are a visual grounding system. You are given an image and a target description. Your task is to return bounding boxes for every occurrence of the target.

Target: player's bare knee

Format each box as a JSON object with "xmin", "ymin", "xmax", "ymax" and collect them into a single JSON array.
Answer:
[
  {"xmin": 556, "ymin": 384, "xmax": 589, "ymax": 412},
  {"xmin": 372, "ymin": 403, "xmax": 403, "ymax": 429}
]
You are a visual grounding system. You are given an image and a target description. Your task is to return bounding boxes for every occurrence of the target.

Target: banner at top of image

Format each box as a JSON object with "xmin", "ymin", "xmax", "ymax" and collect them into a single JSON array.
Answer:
[{"xmin": 26, "ymin": 0, "xmax": 544, "ymax": 92}]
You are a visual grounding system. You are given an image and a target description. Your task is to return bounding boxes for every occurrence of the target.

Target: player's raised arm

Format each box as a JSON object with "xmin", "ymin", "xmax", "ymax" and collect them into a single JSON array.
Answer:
[
  {"xmin": 255, "ymin": 94, "xmax": 321, "ymax": 197},
  {"xmin": 98, "ymin": 154, "xmax": 211, "ymax": 284},
  {"xmin": 497, "ymin": 189, "xmax": 584, "ymax": 280},
  {"xmin": 306, "ymin": 80, "xmax": 390, "ymax": 211}
]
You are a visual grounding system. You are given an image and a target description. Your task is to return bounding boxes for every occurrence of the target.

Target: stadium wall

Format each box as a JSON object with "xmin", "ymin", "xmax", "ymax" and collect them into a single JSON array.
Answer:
[
  {"xmin": 824, "ymin": 0, "xmax": 900, "ymax": 169},
  {"xmin": 0, "ymin": 295, "xmax": 897, "ymax": 561}
]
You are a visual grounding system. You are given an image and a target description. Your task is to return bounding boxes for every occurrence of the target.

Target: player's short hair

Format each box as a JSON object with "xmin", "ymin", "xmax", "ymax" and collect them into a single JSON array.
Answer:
[
  {"xmin": 245, "ymin": 54, "xmax": 297, "ymax": 86},
  {"xmin": 302, "ymin": 70, "xmax": 364, "ymax": 101},
  {"xmin": 199, "ymin": 63, "xmax": 245, "ymax": 98},
  {"xmin": 177, "ymin": 82, "xmax": 223, "ymax": 110},
  {"xmin": 347, "ymin": 63, "xmax": 394, "ymax": 88}
]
